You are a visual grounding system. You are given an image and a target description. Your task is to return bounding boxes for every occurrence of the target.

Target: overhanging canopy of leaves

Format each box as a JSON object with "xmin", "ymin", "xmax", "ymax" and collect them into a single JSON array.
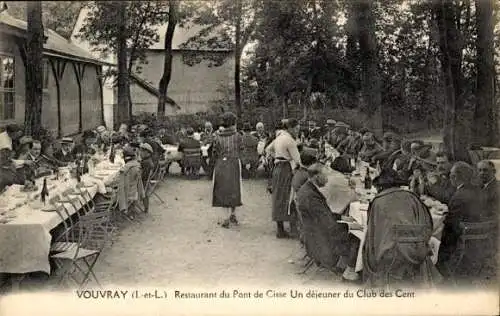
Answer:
[
  {"xmin": 77, "ymin": 1, "xmax": 169, "ymax": 70},
  {"xmin": 7, "ymin": 1, "xmax": 83, "ymax": 38}
]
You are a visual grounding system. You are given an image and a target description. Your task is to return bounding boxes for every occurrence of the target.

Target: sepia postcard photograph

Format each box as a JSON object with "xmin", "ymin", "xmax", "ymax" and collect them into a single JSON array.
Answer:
[{"xmin": 0, "ymin": 0, "xmax": 499, "ymax": 315}]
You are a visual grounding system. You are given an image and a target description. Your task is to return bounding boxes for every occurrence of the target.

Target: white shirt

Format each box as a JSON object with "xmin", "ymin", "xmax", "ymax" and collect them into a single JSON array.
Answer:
[
  {"xmin": 0, "ymin": 131, "xmax": 12, "ymax": 150},
  {"xmin": 271, "ymin": 131, "xmax": 301, "ymax": 167},
  {"xmin": 483, "ymin": 179, "xmax": 495, "ymax": 189}
]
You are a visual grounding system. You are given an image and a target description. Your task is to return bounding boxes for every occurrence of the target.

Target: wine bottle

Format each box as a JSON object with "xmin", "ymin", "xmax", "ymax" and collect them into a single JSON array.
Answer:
[
  {"xmin": 40, "ymin": 178, "xmax": 49, "ymax": 204},
  {"xmin": 109, "ymin": 143, "xmax": 115, "ymax": 163},
  {"xmin": 364, "ymin": 167, "xmax": 372, "ymax": 189}
]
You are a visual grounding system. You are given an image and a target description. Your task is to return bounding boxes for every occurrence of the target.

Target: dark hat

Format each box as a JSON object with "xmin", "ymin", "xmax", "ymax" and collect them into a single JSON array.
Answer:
[
  {"xmin": 373, "ymin": 169, "xmax": 406, "ymax": 187},
  {"xmin": 242, "ymin": 122, "xmax": 252, "ymax": 132},
  {"xmin": 383, "ymin": 132, "xmax": 396, "ymax": 142},
  {"xmin": 122, "ymin": 144, "xmax": 136, "ymax": 157}
]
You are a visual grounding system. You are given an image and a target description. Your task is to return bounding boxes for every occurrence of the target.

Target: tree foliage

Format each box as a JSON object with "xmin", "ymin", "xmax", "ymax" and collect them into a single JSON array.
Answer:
[{"xmin": 7, "ymin": 1, "xmax": 82, "ymax": 39}]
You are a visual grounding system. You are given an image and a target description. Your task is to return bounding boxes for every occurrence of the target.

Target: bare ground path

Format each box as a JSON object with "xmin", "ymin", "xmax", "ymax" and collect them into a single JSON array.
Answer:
[{"xmin": 94, "ymin": 168, "xmax": 341, "ymax": 288}]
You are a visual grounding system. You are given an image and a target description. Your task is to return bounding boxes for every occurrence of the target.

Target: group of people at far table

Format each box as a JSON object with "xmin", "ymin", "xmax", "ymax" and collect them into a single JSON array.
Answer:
[
  {"xmin": 1, "ymin": 114, "xmax": 498, "ymax": 290},
  {"xmin": 260, "ymin": 118, "xmax": 498, "ymax": 288}
]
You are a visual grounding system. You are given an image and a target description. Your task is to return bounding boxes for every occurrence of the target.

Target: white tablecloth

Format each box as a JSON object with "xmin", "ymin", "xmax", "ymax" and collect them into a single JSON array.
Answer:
[
  {"xmin": 320, "ymin": 167, "xmax": 356, "ymax": 213},
  {"xmin": 348, "ymin": 195, "xmax": 446, "ymax": 272},
  {"xmin": 0, "ymin": 158, "xmax": 122, "ymax": 274}
]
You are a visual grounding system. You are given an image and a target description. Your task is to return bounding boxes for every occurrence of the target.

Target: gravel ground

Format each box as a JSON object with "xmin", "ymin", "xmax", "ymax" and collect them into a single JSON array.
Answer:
[{"xmin": 93, "ymin": 166, "xmax": 342, "ymax": 288}]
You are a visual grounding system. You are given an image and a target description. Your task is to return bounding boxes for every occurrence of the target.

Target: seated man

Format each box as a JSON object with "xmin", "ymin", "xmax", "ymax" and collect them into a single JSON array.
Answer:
[
  {"xmin": 371, "ymin": 132, "xmax": 400, "ymax": 166},
  {"xmin": 437, "ymin": 162, "xmax": 488, "ymax": 280},
  {"xmin": 16, "ymin": 136, "xmax": 34, "ymax": 159},
  {"xmin": 358, "ymin": 133, "xmax": 383, "ymax": 163},
  {"xmin": 296, "ymin": 163, "xmax": 350, "ymax": 270},
  {"xmin": 178, "ymin": 127, "xmax": 202, "ymax": 175},
  {"xmin": 0, "ymin": 148, "xmax": 26, "ymax": 192},
  {"xmin": 251, "ymin": 122, "xmax": 268, "ymax": 142},
  {"xmin": 53, "ymin": 137, "xmax": 76, "ymax": 163},
  {"xmin": 240, "ymin": 122, "xmax": 260, "ymax": 179},
  {"xmin": 424, "ymin": 152, "xmax": 455, "ymax": 204},
  {"xmin": 18, "ymin": 140, "xmax": 54, "ymax": 178},
  {"xmin": 141, "ymin": 129, "xmax": 165, "ymax": 165},
  {"xmin": 363, "ymin": 169, "xmax": 434, "ymax": 288},
  {"xmin": 477, "ymin": 160, "xmax": 498, "ymax": 216}
]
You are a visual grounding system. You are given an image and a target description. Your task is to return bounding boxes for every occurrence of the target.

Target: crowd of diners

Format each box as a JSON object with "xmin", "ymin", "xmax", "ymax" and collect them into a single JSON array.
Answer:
[
  {"xmin": 1, "ymin": 115, "xmax": 498, "ymax": 289},
  {"xmin": 262, "ymin": 118, "xmax": 498, "ymax": 287}
]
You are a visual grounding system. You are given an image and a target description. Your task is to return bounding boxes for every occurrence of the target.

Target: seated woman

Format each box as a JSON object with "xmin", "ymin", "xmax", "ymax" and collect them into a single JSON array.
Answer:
[{"xmin": 363, "ymin": 169, "xmax": 435, "ymax": 288}]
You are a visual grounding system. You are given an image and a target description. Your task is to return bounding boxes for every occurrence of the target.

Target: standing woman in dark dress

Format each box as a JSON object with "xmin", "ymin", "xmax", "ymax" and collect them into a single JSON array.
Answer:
[{"xmin": 212, "ymin": 112, "xmax": 243, "ymax": 228}]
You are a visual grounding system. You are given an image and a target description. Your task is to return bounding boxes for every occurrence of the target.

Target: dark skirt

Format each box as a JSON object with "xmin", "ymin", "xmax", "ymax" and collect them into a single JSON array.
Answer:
[
  {"xmin": 271, "ymin": 161, "xmax": 293, "ymax": 222},
  {"xmin": 212, "ymin": 157, "xmax": 242, "ymax": 208}
]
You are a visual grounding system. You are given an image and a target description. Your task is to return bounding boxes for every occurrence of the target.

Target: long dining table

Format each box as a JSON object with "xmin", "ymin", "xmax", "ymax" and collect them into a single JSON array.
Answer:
[
  {"xmin": 0, "ymin": 155, "xmax": 124, "ymax": 275},
  {"xmin": 344, "ymin": 164, "xmax": 447, "ymax": 272}
]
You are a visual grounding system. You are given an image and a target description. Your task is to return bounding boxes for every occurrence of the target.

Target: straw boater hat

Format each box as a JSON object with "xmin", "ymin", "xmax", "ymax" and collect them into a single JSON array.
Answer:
[
  {"xmin": 96, "ymin": 125, "xmax": 106, "ymax": 134},
  {"xmin": 61, "ymin": 137, "xmax": 74, "ymax": 144},
  {"xmin": 334, "ymin": 121, "xmax": 350, "ymax": 128},
  {"xmin": 19, "ymin": 136, "xmax": 33, "ymax": 145},
  {"xmin": 326, "ymin": 119, "xmax": 336, "ymax": 126}
]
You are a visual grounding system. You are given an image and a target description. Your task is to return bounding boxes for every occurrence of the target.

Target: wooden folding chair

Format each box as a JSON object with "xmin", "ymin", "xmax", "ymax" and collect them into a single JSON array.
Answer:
[
  {"xmin": 447, "ymin": 220, "xmax": 498, "ymax": 283},
  {"xmin": 145, "ymin": 164, "xmax": 165, "ymax": 204},
  {"xmin": 182, "ymin": 148, "xmax": 202, "ymax": 179},
  {"xmin": 381, "ymin": 224, "xmax": 432, "ymax": 288},
  {"xmin": 50, "ymin": 196, "xmax": 79, "ymax": 254},
  {"xmin": 51, "ymin": 212, "xmax": 108, "ymax": 289}
]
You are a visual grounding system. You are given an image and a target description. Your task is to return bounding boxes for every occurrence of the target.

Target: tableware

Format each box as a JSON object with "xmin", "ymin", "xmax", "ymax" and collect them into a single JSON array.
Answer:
[
  {"xmin": 347, "ymin": 222, "xmax": 364, "ymax": 230},
  {"xmin": 340, "ymin": 215, "xmax": 355, "ymax": 222}
]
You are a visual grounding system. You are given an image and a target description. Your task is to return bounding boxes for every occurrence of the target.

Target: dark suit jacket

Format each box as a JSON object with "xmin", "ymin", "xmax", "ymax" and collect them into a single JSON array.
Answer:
[
  {"xmin": 0, "ymin": 165, "xmax": 25, "ymax": 192},
  {"xmin": 482, "ymin": 180, "xmax": 499, "ymax": 217},
  {"xmin": 178, "ymin": 137, "xmax": 201, "ymax": 152},
  {"xmin": 53, "ymin": 149, "xmax": 76, "ymax": 163},
  {"xmin": 425, "ymin": 174, "xmax": 455, "ymax": 204},
  {"xmin": 439, "ymin": 184, "xmax": 484, "ymax": 265},
  {"xmin": 296, "ymin": 180, "xmax": 349, "ymax": 268},
  {"xmin": 240, "ymin": 132, "xmax": 259, "ymax": 163}
]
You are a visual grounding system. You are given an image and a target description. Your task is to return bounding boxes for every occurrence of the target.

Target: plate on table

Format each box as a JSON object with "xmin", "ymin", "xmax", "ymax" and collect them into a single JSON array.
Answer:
[
  {"xmin": 41, "ymin": 204, "xmax": 59, "ymax": 212},
  {"xmin": 340, "ymin": 215, "xmax": 355, "ymax": 222}
]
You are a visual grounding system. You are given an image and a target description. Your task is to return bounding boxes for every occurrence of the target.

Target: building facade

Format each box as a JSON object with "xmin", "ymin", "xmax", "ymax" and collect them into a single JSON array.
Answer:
[
  {"xmin": 71, "ymin": 5, "xmax": 235, "ymax": 125},
  {"xmin": 0, "ymin": 10, "xmax": 106, "ymax": 137}
]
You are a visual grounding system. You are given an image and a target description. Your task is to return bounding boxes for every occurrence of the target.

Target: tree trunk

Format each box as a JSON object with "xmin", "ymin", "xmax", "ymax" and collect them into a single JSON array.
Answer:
[
  {"xmin": 345, "ymin": 0, "xmax": 358, "ymax": 103},
  {"xmin": 355, "ymin": 0, "xmax": 382, "ymax": 134},
  {"xmin": 25, "ymin": 1, "xmax": 44, "ymax": 136},
  {"xmin": 158, "ymin": 0, "xmax": 178, "ymax": 117},
  {"xmin": 434, "ymin": 0, "xmax": 470, "ymax": 162},
  {"xmin": 474, "ymin": 0, "xmax": 497, "ymax": 146},
  {"xmin": 116, "ymin": 1, "xmax": 130, "ymax": 126},
  {"xmin": 234, "ymin": 0, "xmax": 243, "ymax": 119}
]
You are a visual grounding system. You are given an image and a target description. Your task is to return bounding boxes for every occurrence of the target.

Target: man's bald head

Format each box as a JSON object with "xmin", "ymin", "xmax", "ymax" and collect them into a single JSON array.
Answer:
[{"xmin": 450, "ymin": 161, "xmax": 474, "ymax": 187}]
